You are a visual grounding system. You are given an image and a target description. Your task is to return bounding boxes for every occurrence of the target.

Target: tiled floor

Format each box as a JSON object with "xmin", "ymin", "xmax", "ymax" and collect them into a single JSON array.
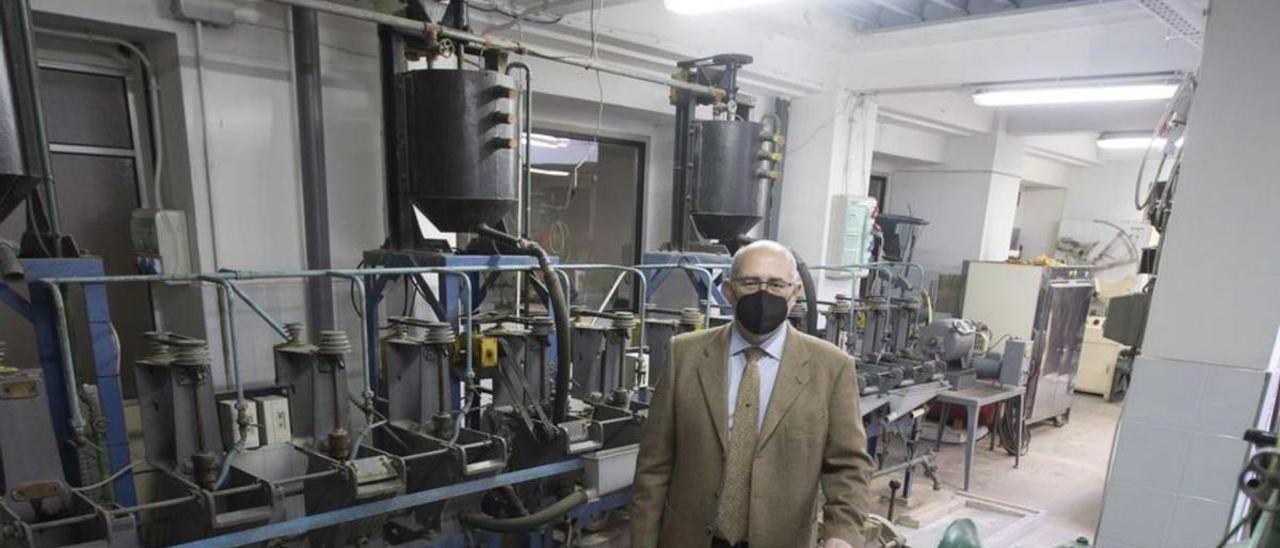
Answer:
[
  {"xmin": 584, "ymin": 393, "xmax": 1123, "ymax": 547},
  {"xmin": 881, "ymin": 393, "xmax": 1123, "ymax": 547}
]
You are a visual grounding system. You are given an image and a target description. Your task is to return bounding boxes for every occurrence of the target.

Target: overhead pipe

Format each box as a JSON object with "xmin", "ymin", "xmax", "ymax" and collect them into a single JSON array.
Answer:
[
  {"xmin": 290, "ymin": 7, "xmax": 337, "ymax": 336},
  {"xmin": 257, "ymin": 0, "xmax": 725, "ymax": 100}
]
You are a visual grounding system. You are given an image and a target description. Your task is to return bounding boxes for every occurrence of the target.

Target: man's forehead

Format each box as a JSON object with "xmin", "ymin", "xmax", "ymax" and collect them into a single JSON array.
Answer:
[{"xmin": 734, "ymin": 249, "xmax": 792, "ymax": 274}]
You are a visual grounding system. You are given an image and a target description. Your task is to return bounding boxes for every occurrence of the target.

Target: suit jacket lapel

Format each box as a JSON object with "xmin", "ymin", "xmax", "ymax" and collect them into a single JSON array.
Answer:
[
  {"xmin": 697, "ymin": 325, "xmax": 732, "ymax": 452},
  {"xmin": 757, "ymin": 325, "xmax": 812, "ymax": 453}
]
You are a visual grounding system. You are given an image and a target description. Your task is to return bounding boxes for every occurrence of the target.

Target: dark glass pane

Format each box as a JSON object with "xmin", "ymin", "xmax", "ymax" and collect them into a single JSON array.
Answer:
[
  {"xmin": 529, "ymin": 133, "xmax": 643, "ymax": 308},
  {"xmin": 39, "ymin": 68, "xmax": 134, "ymax": 148}
]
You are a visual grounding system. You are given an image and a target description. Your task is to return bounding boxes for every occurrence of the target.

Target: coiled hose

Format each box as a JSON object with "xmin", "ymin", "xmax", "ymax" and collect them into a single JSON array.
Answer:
[
  {"xmin": 458, "ymin": 489, "xmax": 588, "ymax": 533},
  {"xmin": 475, "ymin": 223, "xmax": 574, "ymax": 424}
]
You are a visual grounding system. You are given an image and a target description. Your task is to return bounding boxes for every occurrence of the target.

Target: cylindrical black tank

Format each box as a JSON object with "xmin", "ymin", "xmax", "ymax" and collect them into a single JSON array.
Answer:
[
  {"xmin": 0, "ymin": 2, "xmax": 44, "ymax": 226},
  {"xmin": 689, "ymin": 120, "xmax": 767, "ymax": 241},
  {"xmin": 399, "ymin": 69, "xmax": 517, "ymax": 233}
]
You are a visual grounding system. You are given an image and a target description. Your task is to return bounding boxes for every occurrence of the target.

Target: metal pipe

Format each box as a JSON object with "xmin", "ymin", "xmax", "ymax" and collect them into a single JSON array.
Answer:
[
  {"xmin": 326, "ymin": 272, "xmax": 374, "ymax": 413},
  {"xmin": 25, "ymin": 512, "xmax": 98, "ymax": 531},
  {"xmin": 177, "ymin": 459, "xmax": 584, "ymax": 547},
  {"xmin": 36, "ymin": 280, "xmax": 86, "ymax": 439},
  {"xmin": 596, "ymin": 272, "xmax": 627, "ymax": 314},
  {"xmin": 552, "ymin": 264, "xmax": 647, "ymax": 353},
  {"xmin": 273, "ymin": 468, "xmax": 342, "ymax": 485},
  {"xmin": 633, "ymin": 263, "xmax": 721, "ymax": 325},
  {"xmin": 291, "ymin": 7, "xmax": 337, "ymax": 336},
  {"xmin": 506, "ymin": 62, "xmax": 533, "ymax": 318},
  {"xmin": 257, "ymin": 0, "xmax": 725, "ymax": 99},
  {"xmin": 15, "ymin": 265, "xmax": 525, "ymax": 441},
  {"xmin": 219, "ymin": 278, "xmax": 290, "ymax": 339},
  {"xmin": 212, "ymin": 483, "xmax": 264, "ymax": 497},
  {"xmin": 506, "ymin": 62, "xmax": 533, "ymax": 240},
  {"xmin": 202, "ymin": 277, "xmax": 248, "ymax": 489},
  {"xmin": 111, "ymin": 494, "xmax": 200, "ymax": 517},
  {"xmin": 14, "ymin": 0, "xmax": 60, "ymax": 235}
]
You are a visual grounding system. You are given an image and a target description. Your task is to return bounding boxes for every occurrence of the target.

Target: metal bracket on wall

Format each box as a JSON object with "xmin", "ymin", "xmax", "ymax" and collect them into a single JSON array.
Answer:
[{"xmin": 170, "ymin": 0, "xmax": 237, "ymax": 26}]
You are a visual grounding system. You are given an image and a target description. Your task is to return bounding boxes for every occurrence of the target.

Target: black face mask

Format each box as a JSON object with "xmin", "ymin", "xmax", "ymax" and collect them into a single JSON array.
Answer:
[{"xmin": 733, "ymin": 291, "xmax": 790, "ymax": 336}]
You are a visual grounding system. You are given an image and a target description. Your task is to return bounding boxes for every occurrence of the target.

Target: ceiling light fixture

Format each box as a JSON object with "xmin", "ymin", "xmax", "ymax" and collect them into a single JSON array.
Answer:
[
  {"xmin": 663, "ymin": 0, "xmax": 786, "ymax": 15},
  {"xmin": 530, "ymin": 167, "xmax": 571, "ymax": 177},
  {"xmin": 973, "ymin": 84, "xmax": 1179, "ymax": 106},
  {"xmin": 1096, "ymin": 132, "xmax": 1185, "ymax": 150},
  {"xmin": 529, "ymin": 133, "xmax": 570, "ymax": 149}
]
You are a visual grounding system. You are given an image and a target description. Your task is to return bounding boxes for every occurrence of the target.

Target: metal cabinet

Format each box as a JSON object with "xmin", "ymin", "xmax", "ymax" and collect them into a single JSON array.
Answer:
[{"xmin": 961, "ymin": 262, "xmax": 1094, "ymax": 426}]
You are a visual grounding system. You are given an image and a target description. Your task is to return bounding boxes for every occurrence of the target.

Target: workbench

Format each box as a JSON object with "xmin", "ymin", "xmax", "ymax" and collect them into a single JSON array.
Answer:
[{"xmin": 933, "ymin": 383, "xmax": 1025, "ymax": 491}]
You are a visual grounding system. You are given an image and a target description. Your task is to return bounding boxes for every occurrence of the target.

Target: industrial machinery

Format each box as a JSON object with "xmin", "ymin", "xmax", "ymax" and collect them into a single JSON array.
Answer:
[
  {"xmin": 960, "ymin": 262, "xmax": 1093, "ymax": 427},
  {"xmin": 0, "ymin": 340, "xmax": 138, "ymax": 547},
  {"xmin": 642, "ymin": 53, "xmax": 822, "ymax": 334}
]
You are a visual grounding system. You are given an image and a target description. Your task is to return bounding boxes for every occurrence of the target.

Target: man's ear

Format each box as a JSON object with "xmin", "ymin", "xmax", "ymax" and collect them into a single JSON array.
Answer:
[{"xmin": 722, "ymin": 281, "xmax": 737, "ymax": 305}]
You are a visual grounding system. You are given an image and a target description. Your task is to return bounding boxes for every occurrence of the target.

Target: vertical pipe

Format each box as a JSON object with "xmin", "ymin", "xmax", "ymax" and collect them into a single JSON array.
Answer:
[
  {"xmin": 762, "ymin": 98, "xmax": 789, "ymax": 240},
  {"xmin": 291, "ymin": 8, "xmax": 336, "ymax": 334},
  {"xmin": 12, "ymin": 0, "xmax": 59, "ymax": 236},
  {"xmin": 378, "ymin": 25, "xmax": 415, "ymax": 249},
  {"xmin": 670, "ymin": 99, "xmax": 693, "ymax": 249},
  {"xmin": 38, "ymin": 281, "xmax": 85, "ymax": 439}
]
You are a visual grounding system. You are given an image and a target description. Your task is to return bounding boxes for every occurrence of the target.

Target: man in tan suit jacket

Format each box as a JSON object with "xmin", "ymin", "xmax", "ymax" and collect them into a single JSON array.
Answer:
[{"xmin": 632, "ymin": 240, "xmax": 874, "ymax": 548}]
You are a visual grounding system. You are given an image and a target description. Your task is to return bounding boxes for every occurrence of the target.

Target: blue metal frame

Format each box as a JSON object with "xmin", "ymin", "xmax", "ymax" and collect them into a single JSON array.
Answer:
[
  {"xmin": 362, "ymin": 251, "xmax": 554, "ymax": 412},
  {"xmin": 641, "ymin": 251, "xmax": 731, "ymax": 306},
  {"xmin": 181, "ymin": 459, "xmax": 585, "ymax": 547},
  {"xmin": 0, "ymin": 258, "xmax": 137, "ymax": 505}
]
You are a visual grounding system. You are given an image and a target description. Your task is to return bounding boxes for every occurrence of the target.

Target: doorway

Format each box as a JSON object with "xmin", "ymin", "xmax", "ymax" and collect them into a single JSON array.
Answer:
[{"xmin": 0, "ymin": 59, "xmax": 155, "ymax": 396}]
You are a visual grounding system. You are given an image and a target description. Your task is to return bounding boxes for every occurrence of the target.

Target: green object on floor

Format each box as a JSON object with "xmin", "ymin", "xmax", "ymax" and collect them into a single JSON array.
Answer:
[{"xmin": 937, "ymin": 518, "xmax": 982, "ymax": 548}]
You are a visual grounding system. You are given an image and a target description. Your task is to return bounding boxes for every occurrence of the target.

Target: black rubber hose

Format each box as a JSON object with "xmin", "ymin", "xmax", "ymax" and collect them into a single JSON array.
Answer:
[
  {"xmin": 794, "ymin": 256, "xmax": 820, "ymax": 337},
  {"xmin": 475, "ymin": 223, "xmax": 574, "ymax": 423},
  {"xmin": 732, "ymin": 235, "xmax": 821, "ymax": 337},
  {"xmin": 458, "ymin": 489, "xmax": 588, "ymax": 533}
]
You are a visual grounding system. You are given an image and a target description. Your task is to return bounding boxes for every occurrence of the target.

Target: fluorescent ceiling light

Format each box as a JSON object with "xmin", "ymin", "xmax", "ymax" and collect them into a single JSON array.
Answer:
[
  {"xmin": 1096, "ymin": 133, "xmax": 1185, "ymax": 150},
  {"xmin": 529, "ymin": 133, "xmax": 569, "ymax": 149},
  {"xmin": 973, "ymin": 84, "xmax": 1178, "ymax": 106},
  {"xmin": 530, "ymin": 167, "xmax": 571, "ymax": 177},
  {"xmin": 664, "ymin": 0, "xmax": 786, "ymax": 15}
]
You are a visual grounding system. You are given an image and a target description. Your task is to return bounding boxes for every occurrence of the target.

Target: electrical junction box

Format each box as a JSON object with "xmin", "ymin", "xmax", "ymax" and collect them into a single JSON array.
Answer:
[
  {"xmin": 825, "ymin": 195, "xmax": 877, "ymax": 280},
  {"xmin": 254, "ymin": 395, "xmax": 293, "ymax": 445},
  {"xmin": 131, "ymin": 209, "xmax": 191, "ymax": 276},
  {"xmin": 219, "ymin": 399, "xmax": 260, "ymax": 449}
]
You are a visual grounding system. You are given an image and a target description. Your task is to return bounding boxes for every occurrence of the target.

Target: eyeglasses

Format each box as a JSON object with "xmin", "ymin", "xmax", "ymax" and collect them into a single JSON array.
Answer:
[{"xmin": 731, "ymin": 277, "xmax": 795, "ymax": 294}]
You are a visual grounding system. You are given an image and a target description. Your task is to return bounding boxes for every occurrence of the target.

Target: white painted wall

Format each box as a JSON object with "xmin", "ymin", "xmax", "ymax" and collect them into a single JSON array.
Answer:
[
  {"xmin": 1014, "ymin": 186, "xmax": 1067, "ymax": 259},
  {"xmin": 1063, "ymin": 153, "xmax": 1158, "ymax": 224},
  {"xmin": 776, "ymin": 90, "xmax": 879, "ymax": 300},
  {"xmin": 1098, "ymin": 1, "xmax": 1280, "ymax": 545}
]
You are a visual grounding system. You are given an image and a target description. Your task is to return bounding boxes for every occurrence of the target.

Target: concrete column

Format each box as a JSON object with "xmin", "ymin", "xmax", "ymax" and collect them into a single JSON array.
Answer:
[
  {"xmin": 885, "ymin": 128, "xmax": 1023, "ymax": 274},
  {"xmin": 776, "ymin": 89, "xmax": 878, "ymax": 301},
  {"xmin": 1096, "ymin": 1, "xmax": 1280, "ymax": 546}
]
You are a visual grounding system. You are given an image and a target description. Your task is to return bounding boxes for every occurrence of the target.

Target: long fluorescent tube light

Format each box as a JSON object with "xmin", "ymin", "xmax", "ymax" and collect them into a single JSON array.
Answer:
[
  {"xmin": 530, "ymin": 167, "xmax": 571, "ymax": 177},
  {"xmin": 1096, "ymin": 133, "xmax": 1184, "ymax": 150},
  {"xmin": 973, "ymin": 84, "xmax": 1178, "ymax": 106},
  {"xmin": 664, "ymin": 0, "xmax": 786, "ymax": 15},
  {"xmin": 529, "ymin": 133, "xmax": 569, "ymax": 149}
]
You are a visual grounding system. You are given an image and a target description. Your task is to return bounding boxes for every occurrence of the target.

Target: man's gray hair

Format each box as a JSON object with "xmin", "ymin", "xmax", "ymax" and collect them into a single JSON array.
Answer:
[{"xmin": 730, "ymin": 240, "xmax": 800, "ymax": 281}]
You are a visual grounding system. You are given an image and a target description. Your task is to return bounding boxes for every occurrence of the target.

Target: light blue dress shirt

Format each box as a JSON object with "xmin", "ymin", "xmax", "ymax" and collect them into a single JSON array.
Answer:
[{"xmin": 726, "ymin": 325, "xmax": 787, "ymax": 432}]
